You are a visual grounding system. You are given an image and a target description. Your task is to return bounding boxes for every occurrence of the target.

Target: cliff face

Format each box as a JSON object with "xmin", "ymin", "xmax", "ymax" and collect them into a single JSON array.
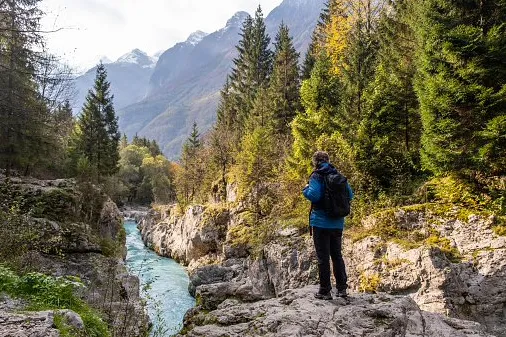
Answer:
[
  {"xmin": 139, "ymin": 200, "xmax": 505, "ymax": 336},
  {"xmin": 0, "ymin": 176, "xmax": 149, "ymax": 336},
  {"xmin": 345, "ymin": 209, "xmax": 506, "ymax": 336}
]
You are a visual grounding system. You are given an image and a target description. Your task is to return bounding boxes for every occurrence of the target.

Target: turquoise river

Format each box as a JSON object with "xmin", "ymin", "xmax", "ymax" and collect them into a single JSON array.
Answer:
[{"xmin": 124, "ymin": 220, "xmax": 195, "ymax": 336}]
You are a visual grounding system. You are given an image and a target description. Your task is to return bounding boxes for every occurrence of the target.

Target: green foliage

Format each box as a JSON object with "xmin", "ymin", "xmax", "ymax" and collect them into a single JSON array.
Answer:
[
  {"xmin": 0, "ymin": 266, "xmax": 111, "ymax": 337},
  {"xmin": 235, "ymin": 125, "xmax": 279, "ymax": 217},
  {"xmin": 289, "ymin": 55, "xmax": 340, "ymax": 181},
  {"xmin": 70, "ymin": 64, "xmax": 120, "ymax": 181},
  {"xmin": 478, "ymin": 114, "xmax": 506, "ymax": 175},
  {"xmin": 269, "ymin": 23, "xmax": 301, "ymax": 135},
  {"xmin": 226, "ymin": 6, "xmax": 273, "ymax": 134},
  {"xmin": 116, "ymin": 142, "xmax": 175, "ymax": 205},
  {"xmin": 425, "ymin": 234, "xmax": 461, "ymax": 263},
  {"xmin": 227, "ymin": 215, "xmax": 276, "ymax": 257},
  {"xmin": 412, "ymin": 0, "xmax": 506, "ymax": 175}
]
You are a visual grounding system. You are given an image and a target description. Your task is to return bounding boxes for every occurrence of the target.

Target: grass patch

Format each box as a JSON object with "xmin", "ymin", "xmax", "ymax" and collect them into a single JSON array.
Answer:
[
  {"xmin": 359, "ymin": 272, "xmax": 381, "ymax": 293},
  {"xmin": 425, "ymin": 235, "xmax": 461, "ymax": 262},
  {"xmin": 373, "ymin": 257, "xmax": 411, "ymax": 269},
  {"xmin": 227, "ymin": 211, "xmax": 277, "ymax": 257},
  {"xmin": 0, "ymin": 265, "xmax": 111, "ymax": 337}
]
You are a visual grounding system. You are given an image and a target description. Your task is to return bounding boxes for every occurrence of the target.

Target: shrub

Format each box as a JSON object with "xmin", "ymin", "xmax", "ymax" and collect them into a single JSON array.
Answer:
[
  {"xmin": 0, "ymin": 266, "xmax": 111, "ymax": 337},
  {"xmin": 359, "ymin": 272, "xmax": 381, "ymax": 293}
]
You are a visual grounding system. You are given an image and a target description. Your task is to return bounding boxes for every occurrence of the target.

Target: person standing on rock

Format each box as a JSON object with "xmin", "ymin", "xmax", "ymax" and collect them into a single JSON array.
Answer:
[{"xmin": 303, "ymin": 151, "xmax": 354, "ymax": 300}]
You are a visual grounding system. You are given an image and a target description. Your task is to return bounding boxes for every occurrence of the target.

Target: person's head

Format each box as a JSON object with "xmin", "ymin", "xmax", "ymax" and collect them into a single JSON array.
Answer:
[{"xmin": 312, "ymin": 151, "xmax": 330, "ymax": 168}]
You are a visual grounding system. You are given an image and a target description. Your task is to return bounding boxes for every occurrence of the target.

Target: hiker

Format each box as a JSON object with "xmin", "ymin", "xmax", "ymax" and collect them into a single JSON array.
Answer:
[{"xmin": 303, "ymin": 151, "xmax": 354, "ymax": 300}]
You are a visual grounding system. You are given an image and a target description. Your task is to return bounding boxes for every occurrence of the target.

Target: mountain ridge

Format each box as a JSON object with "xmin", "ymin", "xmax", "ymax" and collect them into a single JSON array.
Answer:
[{"xmin": 74, "ymin": 0, "xmax": 326, "ymax": 158}]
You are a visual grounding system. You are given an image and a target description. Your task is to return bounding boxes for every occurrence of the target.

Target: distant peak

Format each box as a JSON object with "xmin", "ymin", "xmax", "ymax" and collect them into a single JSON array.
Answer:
[
  {"xmin": 117, "ymin": 49, "xmax": 153, "ymax": 66},
  {"xmin": 226, "ymin": 11, "xmax": 250, "ymax": 28},
  {"xmin": 186, "ymin": 31, "xmax": 208, "ymax": 45}
]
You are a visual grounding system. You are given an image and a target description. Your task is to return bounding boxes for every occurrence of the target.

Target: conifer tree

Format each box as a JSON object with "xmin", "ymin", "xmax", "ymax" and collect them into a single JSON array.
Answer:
[
  {"xmin": 338, "ymin": 0, "xmax": 383, "ymax": 139},
  {"xmin": 269, "ymin": 23, "xmax": 301, "ymax": 135},
  {"xmin": 228, "ymin": 6, "xmax": 273, "ymax": 132},
  {"xmin": 216, "ymin": 78, "xmax": 233, "ymax": 128},
  {"xmin": 301, "ymin": 34, "xmax": 318, "ymax": 80},
  {"xmin": 188, "ymin": 121, "xmax": 202, "ymax": 149},
  {"xmin": 357, "ymin": 0, "xmax": 421, "ymax": 189},
  {"xmin": 71, "ymin": 63, "xmax": 120, "ymax": 179},
  {"xmin": 0, "ymin": 0, "xmax": 51, "ymax": 174},
  {"xmin": 413, "ymin": 0, "xmax": 506, "ymax": 175},
  {"xmin": 289, "ymin": 55, "xmax": 341, "ymax": 179},
  {"xmin": 177, "ymin": 122, "xmax": 203, "ymax": 204}
]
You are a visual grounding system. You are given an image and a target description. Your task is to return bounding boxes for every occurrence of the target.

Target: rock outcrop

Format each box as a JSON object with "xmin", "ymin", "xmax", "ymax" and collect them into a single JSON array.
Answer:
[
  {"xmin": 345, "ymin": 209, "xmax": 506, "ymax": 336},
  {"xmin": 0, "ymin": 176, "xmax": 150, "ymax": 336},
  {"xmin": 139, "ymin": 205, "xmax": 318, "ymax": 307},
  {"xmin": 179, "ymin": 286, "xmax": 493, "ymax": 337},
  {"xmin": 138, "ymin": 185, "xmax": 506, "ymax": 337}
]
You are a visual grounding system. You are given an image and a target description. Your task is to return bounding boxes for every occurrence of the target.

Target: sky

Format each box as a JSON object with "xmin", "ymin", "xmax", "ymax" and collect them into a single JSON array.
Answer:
[{"xmin": 40, "ymin": 0, "xmax": 283, "ymax": 71}]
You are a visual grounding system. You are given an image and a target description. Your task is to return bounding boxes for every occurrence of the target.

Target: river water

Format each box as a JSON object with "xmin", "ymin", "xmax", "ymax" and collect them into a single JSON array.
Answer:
[{"xmin": 124, "ymin": 220, "xmax": 195, "ymax": 336}]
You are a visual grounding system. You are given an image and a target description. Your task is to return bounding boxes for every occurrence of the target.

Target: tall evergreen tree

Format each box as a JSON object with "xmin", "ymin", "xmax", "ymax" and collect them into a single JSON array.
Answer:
[
  {"xmin": 289, "ymin": 55, "xmax": 341, "ymax": 179},
  {"xmin": 357, "ymin": 0, "xmax": 421, "ymax": 190},
  {"xmin": 71, "ymin": 63, "xmax": 120, "ymax": 179},
  {"xmin": 228, "ymin": 6, "xmax": 273, "ymax": 133},
  {"xmin": 0, "ymin": 0, "xmax": 51, "ymax": 174},
  {"xmin": 177, "ymin": 122, "xmax": 203, "ymax": 204},
  {"xmin": 337, "ymin": 0, "xmax": 383, "ymax": 139},
  {"xmin": 301, "ymin": 33, "xmax": 318, "ymax": 80},
  {"xmin": 269, "ymin": 23, "xmax": 301, "ymax": 135},
  {"xmin": 188, "ymin": 121, "xmax": 202, "ymax": 149},
  {"xmin": 412, "ymin": 0, "xmax": 506, "ymax": 175}
]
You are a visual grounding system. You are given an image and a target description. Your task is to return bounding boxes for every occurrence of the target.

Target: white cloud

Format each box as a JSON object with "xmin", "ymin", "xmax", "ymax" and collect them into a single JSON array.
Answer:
[{"xmin": 40, "ymin": 0, "xmax": 282, "ymax": 71}]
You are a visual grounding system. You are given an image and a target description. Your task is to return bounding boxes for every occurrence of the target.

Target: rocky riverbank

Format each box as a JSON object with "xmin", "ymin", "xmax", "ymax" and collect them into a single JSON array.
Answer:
[
  {"xmin": 139, "ymin": 200, "xmax": 506, "ymax": 336},
  {"xmin": 0, "ymin": 176, "xmax": 150, "ymax": 336}
]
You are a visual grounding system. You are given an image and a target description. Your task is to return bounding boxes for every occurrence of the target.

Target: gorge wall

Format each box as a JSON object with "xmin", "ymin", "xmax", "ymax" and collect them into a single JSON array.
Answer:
[
  {"xmin": 0, "ymin": 176, "xmax": 150, "ymax": 336},
  {"xmin": 139, "ymin": 200, "xmax": 506, "ymax": 336}
]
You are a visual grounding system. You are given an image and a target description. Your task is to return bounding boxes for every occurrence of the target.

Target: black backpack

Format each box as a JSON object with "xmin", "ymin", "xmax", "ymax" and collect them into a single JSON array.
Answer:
[{"xmin": 322, "ymin": 173, "xmax": 351, "ymax": 218}]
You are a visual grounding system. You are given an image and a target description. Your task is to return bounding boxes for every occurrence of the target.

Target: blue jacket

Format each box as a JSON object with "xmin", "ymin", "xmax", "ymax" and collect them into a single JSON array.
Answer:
[{"xmin": 302, "ymin": 163, "xmax": 354, "ymax": 230}]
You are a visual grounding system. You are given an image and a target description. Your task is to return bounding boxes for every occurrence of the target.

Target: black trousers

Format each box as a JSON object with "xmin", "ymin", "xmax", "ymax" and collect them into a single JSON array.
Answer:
[{"xmin": 313, "ymin": 226, "xmax": 347, "ymax": 293}]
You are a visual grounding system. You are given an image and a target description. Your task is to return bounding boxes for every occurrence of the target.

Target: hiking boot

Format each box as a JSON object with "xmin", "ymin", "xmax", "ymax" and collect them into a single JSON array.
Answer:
[
  {"xmin": 314, "ymin": 292, "xmax": 333, "ymax": 300},
  {"xmin": 336, "ymin": 289, "xmax": 348, "ymax": 298}
]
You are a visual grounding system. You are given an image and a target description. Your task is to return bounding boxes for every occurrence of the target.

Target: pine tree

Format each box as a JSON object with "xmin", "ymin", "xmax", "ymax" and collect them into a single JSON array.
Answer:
[
  {"xmin": 216, "ymin": 78, "xmax": 233, "ymax": 128},
  {"xmin": 357, "ymin": 0, "xmax": 421, "ymax": 190},
  {"xmin": 301, "ymin": 33, "xmax": 318, "ymax": 80},
  {"xmin": 337, "ymin": 0, "xmax": 383, "ymax": 139},
  {"xmin": 188, "ymin": 121, "xmax": 202, "ymax": 149},
  {"xmin": 269, "ymin": 23, "xmax": 301, "ymax": 135},
  {"xmin": 413, "ymin": 0, "xmax": 506, "ymax": 175},
  {"xmin": 71, "ymin": 63, "xmax": 120, "ymax": 179},
  {"xmin": 0, "ymin": 0, "xmax": 51, "ymax": 174},
  {"xmin": 228, "ymin": 6, "xmax": 273, "ymax": 132},
  {"xmin": 289, "ymin": 55, "xmax": 341, "ymax": 179},
  {"xmin": 177, "ymin": 122, "xmax": 203, "ymax": 204}
]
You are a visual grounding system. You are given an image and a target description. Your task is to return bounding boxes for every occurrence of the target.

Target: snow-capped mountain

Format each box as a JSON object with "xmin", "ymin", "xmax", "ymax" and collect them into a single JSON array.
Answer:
[
  {"xmin": 186, "ymin": 31, "xmax": 208, "ymax": 45},
  {"xmin": 75, "ymin": 0, "xmax": 326, "ymax": 157},
  {"xmin": 116, "ymin": 0, "xmax": 325, "ymax": 158},
  {"xmin": 116, "ymin": 49, "xmax": 155, "ymax": 67},
  {"xmin": 73, "ymin": 49, "xmax": 157, "ymax": 113}
]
